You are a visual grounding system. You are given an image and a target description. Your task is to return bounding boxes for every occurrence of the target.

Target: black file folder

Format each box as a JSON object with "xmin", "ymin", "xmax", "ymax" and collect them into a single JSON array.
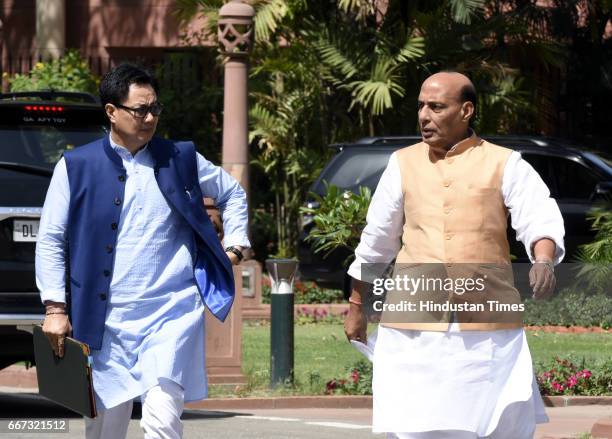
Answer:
[{"xmin": 33, "ymin": 325, "xmax": 97, "ymax": 418}]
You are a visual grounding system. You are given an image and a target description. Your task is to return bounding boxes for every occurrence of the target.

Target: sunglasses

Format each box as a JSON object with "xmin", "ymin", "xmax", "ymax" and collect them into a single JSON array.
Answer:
[{"xmin": 115, "ymin": 102, "xmax": 163, "ymax": 118}]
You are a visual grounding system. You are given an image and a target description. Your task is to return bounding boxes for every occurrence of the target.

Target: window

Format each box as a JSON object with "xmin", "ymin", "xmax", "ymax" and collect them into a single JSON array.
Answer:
[
  {"xmin": 0, "ymin": 125, "xmax": 106, "ymax": 168},
  {"xmin": 550, "ymin": 157, "xmax": 599, "ymax": 200},
  {"xmin": 313, "ymin": 149, "xmax": 393, "ymax": 195}
]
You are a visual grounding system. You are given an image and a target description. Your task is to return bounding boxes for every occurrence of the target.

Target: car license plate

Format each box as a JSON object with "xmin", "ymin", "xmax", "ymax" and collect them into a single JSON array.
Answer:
[{"xmin": 13, "ymin": 220, "xmax": 40, "ymax": 242}]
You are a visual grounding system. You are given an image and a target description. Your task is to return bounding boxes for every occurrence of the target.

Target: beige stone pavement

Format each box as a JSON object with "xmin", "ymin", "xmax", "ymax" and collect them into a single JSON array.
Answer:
[
  {"xmin": 2, "ymin": 388, "xmax": 611, "ymax": 438},
  {"xmin": 211, "ymin": 406, "xmax": 610, "ymax": 439}
]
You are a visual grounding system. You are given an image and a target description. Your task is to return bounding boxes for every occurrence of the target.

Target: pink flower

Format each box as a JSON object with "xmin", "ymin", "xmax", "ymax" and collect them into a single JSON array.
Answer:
[
  {"xmin": 567, "ymin": 375, "xmax": 578, "ymax": 388},
  {"xmin": 351, "ymin": 370, "xmax": 360, "ymax": 384},
  {"xmin": 580, "ymin": 369, "xmax": 592, "ymax": 379},
  {"xmin": 552, "ymin": 381, "xmax": 565, "ymax": 393},
  {"xmin": 326, "ymin": 379, "xmax": 339, "ymax": 393}
]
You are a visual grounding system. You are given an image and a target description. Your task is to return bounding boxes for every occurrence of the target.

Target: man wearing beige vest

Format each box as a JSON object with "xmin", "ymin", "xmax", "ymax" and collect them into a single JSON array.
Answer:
[{"xmin": 345, "ymin": 72, "xmax": 564, "ymax": 439}]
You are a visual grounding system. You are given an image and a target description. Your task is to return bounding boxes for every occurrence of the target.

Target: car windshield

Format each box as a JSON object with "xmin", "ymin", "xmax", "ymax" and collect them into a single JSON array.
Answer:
[
  {"xmin": 312, "ymin": 148, "xmax": 394, "ymax": 195},
  {"xmin": 0, "ymin": 125, "xmax": 106, "ymax": 169},
  {"xmin": 583, "ymin": 151, "xmax": 612, "ymax": 174}
]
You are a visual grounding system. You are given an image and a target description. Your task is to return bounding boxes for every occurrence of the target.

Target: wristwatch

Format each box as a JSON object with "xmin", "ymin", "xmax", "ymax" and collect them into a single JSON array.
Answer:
[
  {"xmin": 535, "ymin": 259, "xmax": 554, "ymax": 272},
  {"xmin": 225, "ymin": 246, "xmax": 244, "ymax": 261}
]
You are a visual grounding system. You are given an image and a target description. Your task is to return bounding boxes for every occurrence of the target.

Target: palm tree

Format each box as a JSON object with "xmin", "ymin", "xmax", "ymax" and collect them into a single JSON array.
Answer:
[{"xmin": 173, "ymin": 0, "xmax": 564, "ymax": 258}]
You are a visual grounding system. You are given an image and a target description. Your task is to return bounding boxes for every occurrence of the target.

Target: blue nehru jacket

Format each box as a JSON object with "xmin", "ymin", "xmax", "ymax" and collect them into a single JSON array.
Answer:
[{"xmin": 64, "ymin": 136, "xmax": 235, "ymax": 349}]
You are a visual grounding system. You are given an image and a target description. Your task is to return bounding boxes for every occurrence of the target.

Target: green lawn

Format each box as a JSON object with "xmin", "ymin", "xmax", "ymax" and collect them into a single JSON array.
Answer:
[
  {"xmin": 209, "ymin": 322, "xmax": 611, "ymax": 397},
  {"xmin": 526, "ymin": 331, "xmax": 612, "ymax": 365}
]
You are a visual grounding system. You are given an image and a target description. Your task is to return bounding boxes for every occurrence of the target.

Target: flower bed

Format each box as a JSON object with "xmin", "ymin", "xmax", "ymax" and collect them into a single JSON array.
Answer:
[
  {"xmin": 536, "ymin": 357, "xmax": 612, "ymax": 396},
  {"xmin": 262, "ymin": 279, "xmax": 344, "ymax": 304},
  {"xmin": 325, "ymin": 357, "xmax": 612, "ymax": 396}
]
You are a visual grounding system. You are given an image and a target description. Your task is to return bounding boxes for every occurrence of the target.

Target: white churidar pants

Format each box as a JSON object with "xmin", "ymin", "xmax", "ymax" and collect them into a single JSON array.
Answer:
[{"xmin": 85, "ymin": 378, "xmax": 184, "ymax": 439}]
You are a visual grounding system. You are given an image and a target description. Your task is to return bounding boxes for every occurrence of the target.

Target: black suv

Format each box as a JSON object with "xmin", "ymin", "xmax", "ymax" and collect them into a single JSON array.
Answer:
[
  {"xmin": 298, "ymin": 136, "xmax": 612, "ymax": 292},
  {"xmin": 0, "ymin": 91, "xmax": 107, "ymax": 369}
]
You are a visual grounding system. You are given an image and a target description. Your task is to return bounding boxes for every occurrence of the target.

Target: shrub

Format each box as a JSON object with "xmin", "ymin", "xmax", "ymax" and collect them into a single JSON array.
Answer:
[
  {"xmin": 325, "ymin": 360, "xmax": 372, "ymax": 395},
  {"xmin": 301, "ymin": 184, "xmax": 371, "ymax": 261},
  {"xmin": 523, "ymin": 288, "xmax": 612, "ymax": 329},
  {"xmin": 536, "ymin": 357, "xmax": 612, "ymax": 396},
  {"xmin": 262, "ymin": 279, "xmax": 344, "ymax": 305},
  {"xmin": 9, "ymin": 50, "xmax": 98, "ymax": 94}
]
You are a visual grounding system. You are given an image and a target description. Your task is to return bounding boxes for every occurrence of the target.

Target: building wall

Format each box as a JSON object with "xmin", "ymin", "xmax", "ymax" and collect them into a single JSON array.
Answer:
[
  {"xmin": 1, "ymin": 0, "xmax": 210, "ymax": 73},
  {"xmin": 1, "ymin": 0, "xmax": 36, "ymax": 56}
]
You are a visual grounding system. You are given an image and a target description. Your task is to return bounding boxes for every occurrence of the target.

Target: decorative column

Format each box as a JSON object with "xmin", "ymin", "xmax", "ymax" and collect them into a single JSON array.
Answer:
[
  {"xmin": 35, "ymin": 0, "xmax": 66, "ymax": 60},
  {"xmin": 218, "ymin": 0, "xmax": 254, "ymax": 194},
  {"xmin": 0, "ymin": 18, "xmax": 5, "ymax": 93},
  {"xmin": 203, "ymin": 1, "xmax": 255, "ymax": 386}
]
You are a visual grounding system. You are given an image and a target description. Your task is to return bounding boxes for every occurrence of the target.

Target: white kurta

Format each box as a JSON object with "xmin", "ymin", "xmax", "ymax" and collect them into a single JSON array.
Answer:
[
  {"xmin": 374, "ymin": 325, "xmax": 548, "ymax": 438},
  {"xmin": 348, "ymin": 146, "xmax": 565, "ymax": 437},
  {"xmin": 36, "ymin": 136, "xmax": 250, "ymax": 410}
]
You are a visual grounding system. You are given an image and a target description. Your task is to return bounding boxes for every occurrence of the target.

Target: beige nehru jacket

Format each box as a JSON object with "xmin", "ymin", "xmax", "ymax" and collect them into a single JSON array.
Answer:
[{"xmin": 380, "ymin": 133, "xmax": 523, "ymax": 331}]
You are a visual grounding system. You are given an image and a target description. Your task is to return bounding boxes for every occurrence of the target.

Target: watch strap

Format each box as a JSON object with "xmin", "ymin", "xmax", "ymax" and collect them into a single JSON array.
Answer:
[{"xmin": 225, "ymin": 246, "xmax": 244, "ymax": 261}]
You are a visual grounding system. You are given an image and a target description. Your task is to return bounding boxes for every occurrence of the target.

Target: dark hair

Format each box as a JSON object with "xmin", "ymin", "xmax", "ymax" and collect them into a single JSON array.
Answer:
[
  {"xmin": 99, "ymin": 63, "xmax": 159, "ymax": 107},
  {"xmin": 438, "ymin": 70, "xmax": 478, "ymax": 112},
  {"xmin": 459, "ymin": 83, "xmax": 477, "ymax": 113}
]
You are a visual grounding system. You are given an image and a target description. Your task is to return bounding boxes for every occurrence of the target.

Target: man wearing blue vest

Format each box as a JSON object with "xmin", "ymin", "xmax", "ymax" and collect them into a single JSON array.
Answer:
[{"xmin": 35, "ymin": 63, "xmax": 250, "ymax": 438}]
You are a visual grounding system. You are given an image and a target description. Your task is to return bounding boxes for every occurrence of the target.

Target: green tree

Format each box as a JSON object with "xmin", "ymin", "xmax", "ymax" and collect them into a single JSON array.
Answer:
[
  {"xmin": 576, "ymin": 204, "xmax": 612, "ymax": 294},
  {"xmin": 174, "ymin": 0, "xmax": 565, "ymax": 258}
]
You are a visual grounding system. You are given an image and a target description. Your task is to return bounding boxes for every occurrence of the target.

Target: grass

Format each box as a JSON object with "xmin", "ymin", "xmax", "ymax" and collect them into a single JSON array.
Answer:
[
  {"xmin": 527, "ymin": 331, "xmax": 612, "ymax": 365},
  {"xmin": 208, "ymin": 322, "xmax": 611, "ymax": 398},
  {"xmin": 209, "ymin": 321, "xmax": 374, "ymax": 397}
]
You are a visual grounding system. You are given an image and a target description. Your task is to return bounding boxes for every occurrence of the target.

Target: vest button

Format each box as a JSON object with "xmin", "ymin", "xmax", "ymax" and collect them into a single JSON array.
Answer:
[
  {"xmin": 118, "ymin": 175, "xmax": 126, "ymax": 182},
  {"xmin": 103, "ymin": 270, "xmax": 111, "ymax": 277},
  {"xmin": 443, "ymin": 181, "xmax": 451, "ymax": 187},
  {"xmin": 445, "ymin": 234, "xmax": 452, "ymax": 240},
  {"xmin": 444, "ymin": 207, "xmax": 452, "ymax": 214},
  {"xmin": 106, "ymin": 245, "xmax": 113, "ymax": 253},
  {"xmin": 99, "ymin": 293, "xmax": 107, "ymax": 301},
  {"xmin": 447, "ymin": 159, "xmax": 454, "ymax": 164},
  {"xmin": 114, "ymin": 197, "xmax": 122, "ymax": 205},
  {"xmin": 111, "ymin": 223, "xmax": 118, "ymax": 230}
]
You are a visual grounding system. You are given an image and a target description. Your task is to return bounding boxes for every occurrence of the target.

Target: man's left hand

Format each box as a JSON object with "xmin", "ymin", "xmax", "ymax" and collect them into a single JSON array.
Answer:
[{"xmin": 529, "ymin": 260, "xmax": 555, "ymax": 300}]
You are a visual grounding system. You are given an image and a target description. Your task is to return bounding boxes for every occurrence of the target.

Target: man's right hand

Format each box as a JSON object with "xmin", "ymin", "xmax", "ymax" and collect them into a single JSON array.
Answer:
[
  {"xmin": 344, "ymin": 303, "xmax": 367, "ymax": 343},
  {"xmin": 42, "ymin": 303, "xmax": 71, "ymax": 357}
]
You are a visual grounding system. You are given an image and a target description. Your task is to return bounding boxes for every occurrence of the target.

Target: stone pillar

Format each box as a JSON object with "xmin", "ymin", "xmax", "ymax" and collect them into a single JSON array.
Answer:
[
  {"xmin": 35, "ymin": 0, "xmax": 65, "ymax": 60},
  {"xmin": 205, "ymin": 265, "xmax": 245, "ymax": 384},
  {"xmin": 204, "ymin": 0, "xmax": 255, "ymax": 387},
  {"xmin": 0, "ymin": 18, "xmax": 5, "ymax": 93},
  {"xmin": 218, "ymin": 0, "xmax": 255, "ymax": 194},
  {"xmin": 204, "ymin": 200, "xmax": 245, "ymax": 384}
]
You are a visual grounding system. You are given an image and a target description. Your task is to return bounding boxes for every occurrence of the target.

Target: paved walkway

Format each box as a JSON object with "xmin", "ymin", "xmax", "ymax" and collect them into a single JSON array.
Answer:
[{"xmin": 1, "ymin": 388, "xmax": 610, "ymax": 438}]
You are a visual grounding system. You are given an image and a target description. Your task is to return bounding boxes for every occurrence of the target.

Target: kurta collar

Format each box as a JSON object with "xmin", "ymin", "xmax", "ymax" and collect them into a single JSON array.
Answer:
[
  {"xmin": 428, "ymin": 129, "xmax": 483, "ymax": 161},
  {"xmin": 109, "ymin": 133, "xmax": 149, "ymax": 159}
]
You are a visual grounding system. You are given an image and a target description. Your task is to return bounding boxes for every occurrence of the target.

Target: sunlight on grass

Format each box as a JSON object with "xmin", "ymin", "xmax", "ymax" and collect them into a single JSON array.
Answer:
[{"xmin": 208, "ymin": 322, "xmax": 611, "ymax": 398}]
